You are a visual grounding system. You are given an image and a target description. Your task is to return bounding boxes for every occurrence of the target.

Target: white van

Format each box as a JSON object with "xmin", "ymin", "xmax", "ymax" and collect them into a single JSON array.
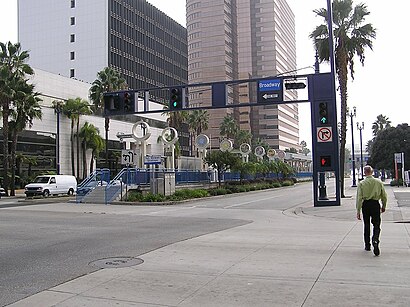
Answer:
[{"xmin": 25, "ymin": 175, "xmax": 77, "ymax": 197}]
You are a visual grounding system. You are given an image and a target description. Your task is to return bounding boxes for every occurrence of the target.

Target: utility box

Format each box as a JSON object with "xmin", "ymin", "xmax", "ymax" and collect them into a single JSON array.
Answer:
[{"xmin": 150, "ymin": 171, "xmax": 175, "ymax": 196}]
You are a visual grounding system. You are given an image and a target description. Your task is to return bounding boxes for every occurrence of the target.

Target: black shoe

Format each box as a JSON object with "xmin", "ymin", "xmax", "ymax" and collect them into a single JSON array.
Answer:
[
  {"xmin": 365, "ymin": 245, "xmax": 371, "ymax": 251},
  {"xmin": 373, "ymin": 241, "xmax": 380, "ymax": 256}
]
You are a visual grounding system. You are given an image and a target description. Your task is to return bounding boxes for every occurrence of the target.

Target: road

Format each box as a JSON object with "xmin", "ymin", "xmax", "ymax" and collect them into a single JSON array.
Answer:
[{"xmin": 0, "ymin": 182, "xmax": 311, "ymax": 306}]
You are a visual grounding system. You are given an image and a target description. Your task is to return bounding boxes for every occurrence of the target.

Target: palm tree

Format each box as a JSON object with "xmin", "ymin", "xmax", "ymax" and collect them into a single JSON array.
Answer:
[
  {"xmin": 220, "ymin": 114, "xmax": 238, "ymax": 140},
  {"xmin": 234, "ymin": 129, "xmax": 252, "ymax": 148},
  {"xmin": 187, "ymin": 109, "xmax": 209, "ymax": 155},
  {"xmin": 9, "ymin": 81, "xmax": 42, "ymax": 195},
  {"xmin": 310, "ymin": 0, "xmax": 376, "ymax": 197},
  {"xmin": 89, "ymin": 67, "xmax": 127, "ymax": 168},
  {"xmin": 372, "ymin": 114, "xmax": 391, "ymax": 137},
  {"xmin": 89, "ymin": 130, "xmax": 105, "ymax": 174},
  {"xmin": 0, "ymin": 42, "xmax": 34, "ymax": 195},
  {"xmin": 61, "ymin": 97, "xmax": 91, "ymax": 179},
  {"xmin": 79, "ymin": 122, "xmax": 103, "ymax": 178}
]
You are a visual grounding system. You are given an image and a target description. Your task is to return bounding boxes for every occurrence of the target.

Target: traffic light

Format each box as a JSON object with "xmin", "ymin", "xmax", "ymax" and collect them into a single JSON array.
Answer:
[
  {"xmin": 104, "ymin": 93, "xmax": 121, "ymax": 115},
  {"xmin": 320, "ymin": 155, "xmax": 331, "ymax": 167},
  {"xmin": 123, "ymin": 92, "xmax": 135, "ymax": 113},
  {"xmin": 319, "ymin": 102, "xmax": 328, "ymax": 125},
  {"xmin": 169, "ymin": 87, "xmax": 184, "ymax": 110}
]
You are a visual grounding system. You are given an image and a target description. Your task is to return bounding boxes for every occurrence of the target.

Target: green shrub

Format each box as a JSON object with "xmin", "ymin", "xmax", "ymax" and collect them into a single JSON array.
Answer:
[
  {"xmin": 127, "ymin": 191, "xmax": 144, "ymax": 202},
  {"xmin": 141, "ymin": 192, "xmax": 166, "ymax": 202},
  {"xmin": 390, "ymin": 179, "xmax": 404, "ymax": 186},
  {"xmin": 272, "ymin": 182, "xmax": 281, "ymax": 188},
  {"xmin": 281, "ymin": 180, "xmax": 293, "ymax": 187}
]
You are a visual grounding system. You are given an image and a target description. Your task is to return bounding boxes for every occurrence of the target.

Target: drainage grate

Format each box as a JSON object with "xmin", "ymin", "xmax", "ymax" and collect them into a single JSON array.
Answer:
[{"xmin": 89, "ymin": 257, "xmax": 144, "ymax": 269}]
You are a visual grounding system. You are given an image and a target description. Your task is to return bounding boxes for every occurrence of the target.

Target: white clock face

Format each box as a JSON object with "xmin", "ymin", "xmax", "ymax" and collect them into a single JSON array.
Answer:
[
  {"xmin": 196, "ymin": 134, "xmax": 209, "ymax": 148},
  {"xmin": 239, "ymin": 143, "xmax": 251, "ymax": 155},
  {"xmin": 220, "ymin": 139, "xmax": 233, "ymax": 152},
  {"xmin": 254, "ymin": 146, "xmax": 265, "ymax": 157}
]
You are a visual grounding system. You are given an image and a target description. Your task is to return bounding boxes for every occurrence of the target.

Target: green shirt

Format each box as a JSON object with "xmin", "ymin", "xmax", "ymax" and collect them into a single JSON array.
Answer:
[{"xmin": 356, "ymin": 175, "xmax": 388, "ymax": 213}]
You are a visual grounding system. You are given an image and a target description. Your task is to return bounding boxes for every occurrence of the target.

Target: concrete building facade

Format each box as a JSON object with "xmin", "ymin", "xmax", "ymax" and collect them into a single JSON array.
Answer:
[
  {"xmin": 18, "ymin": 0, "xmax": 187, "ymax": 103},
  {"xmin": 186, "ymin": 0, "xmax": 299, "ymax": 150}
]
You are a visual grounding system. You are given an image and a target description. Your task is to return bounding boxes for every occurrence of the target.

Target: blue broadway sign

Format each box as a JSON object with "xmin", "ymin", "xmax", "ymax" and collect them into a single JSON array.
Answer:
[{"xmin": 258, "ymin": 79, "xmax": 282, "ymax": 91}]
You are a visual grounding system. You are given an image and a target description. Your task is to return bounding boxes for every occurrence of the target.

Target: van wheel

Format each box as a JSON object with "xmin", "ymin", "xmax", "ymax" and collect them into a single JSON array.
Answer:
[
  {"xmin": 67, "ymin": 189, "xmax": 74, "ymax": 196},
  {"xmin": 43, "ymin": 190, "xmax": 50, "ymax": 198}
]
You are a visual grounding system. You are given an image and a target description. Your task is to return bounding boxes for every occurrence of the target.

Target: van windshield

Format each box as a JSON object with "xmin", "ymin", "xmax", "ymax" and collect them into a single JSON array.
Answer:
[{"xmin": 33, "ymin": 176, "xmax": 50, "ymax": 183}]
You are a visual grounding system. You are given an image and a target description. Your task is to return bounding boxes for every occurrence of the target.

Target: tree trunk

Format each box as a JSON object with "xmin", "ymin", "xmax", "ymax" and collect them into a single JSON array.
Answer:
[
  {"xmin": 82, "ymin": 140, "xmax": 87, "ymax": 179},
  {"xmin": 90, "ymin": 150, "xmax": 95, "ymax": 174},
  {"xmin": 77, "ymin": 118, "xmax": 80, "ymax": 180},
  {"xmin": 10, "ymin": 131, "xmax": 18, "ymax": 196},
  {"xmin": 71, "ymin": 120, "xmax": 75, "ymax": 178},
  {"xmin": 2, "ymin": 101, "xmax": 10, "ymax": 196},
  {"xmin": 337, "ymin": 50, "xmax": 349, "ymax": 198}
]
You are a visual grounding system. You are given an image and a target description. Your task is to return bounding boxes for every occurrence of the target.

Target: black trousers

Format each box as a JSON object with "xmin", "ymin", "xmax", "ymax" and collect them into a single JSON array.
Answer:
[{"xmin": 362, "ymin": 199, "xmax": 381, "ymax": 246}]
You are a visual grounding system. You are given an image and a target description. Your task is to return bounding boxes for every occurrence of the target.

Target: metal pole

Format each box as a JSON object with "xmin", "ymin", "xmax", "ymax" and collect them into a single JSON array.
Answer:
[
  {"xmin": 357, "ymin": 122, "xmax": 364, "ymax": 179},
  {"xmin": 350, "ymin": 107, "xmax": 356, "ymax": 187},
  {"xmin": 105, "ymin": 117, "xmax": 109, "ymax": 169}
]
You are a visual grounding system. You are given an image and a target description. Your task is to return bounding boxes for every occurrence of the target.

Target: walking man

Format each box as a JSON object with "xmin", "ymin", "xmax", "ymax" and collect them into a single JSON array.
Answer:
[{"xmin": 356, "ymin": 165, "xmax": 387, "ymax": 256}]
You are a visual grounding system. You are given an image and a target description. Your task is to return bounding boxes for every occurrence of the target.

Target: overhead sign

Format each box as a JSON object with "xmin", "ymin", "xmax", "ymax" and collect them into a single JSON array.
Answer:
[
  {"xmin": 257, "ymin": 79, "xmax": 283, "ymax": 103},
  {"xmin": 317, "ymin": 127, "xmax": 332, "ymax": 143}
]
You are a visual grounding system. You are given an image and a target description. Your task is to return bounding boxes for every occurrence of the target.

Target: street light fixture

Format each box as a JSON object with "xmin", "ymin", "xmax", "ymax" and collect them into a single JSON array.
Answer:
[
  {"xmin": 357, "ymin": 121, "xmax": 365, "ymax": 180},
  {"xmin": 348, "ymin": 106, "xmax": 357, "ymax": 187}
]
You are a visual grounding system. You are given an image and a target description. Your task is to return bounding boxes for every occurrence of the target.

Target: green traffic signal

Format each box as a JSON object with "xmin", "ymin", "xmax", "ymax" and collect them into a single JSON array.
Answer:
[
  {"xmin": 319, "ymin": 102, "xmax": 328, "ymax": 125},
  {"xmin": 169, "ymin": 87, "xmax": 183, "ymax": 110}
]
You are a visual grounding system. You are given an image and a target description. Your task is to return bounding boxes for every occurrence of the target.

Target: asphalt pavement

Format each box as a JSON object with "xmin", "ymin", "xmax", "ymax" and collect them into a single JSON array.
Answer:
[{"xmin": 5, "ymin": 182, "xmax": 410, "ymax": 307}]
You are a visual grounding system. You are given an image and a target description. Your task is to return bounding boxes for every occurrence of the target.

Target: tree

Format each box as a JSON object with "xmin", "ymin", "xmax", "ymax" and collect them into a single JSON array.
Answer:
[
  {"xmin": 79, "ymin": 122, "xmax": 103, "ymax": 177},
  {"xmin": 310, "ymin": 0, "xmax": 376, "ymax": 197},
  {"xmin": 300, "ymin": 140, "xmax": 311, "ymax": 155},
  {"xmin": 61, "ymin": 97, "xmax": 91, "ymax": 179},
  {"xmin": 366, "ymin": 114, "xmax": 391, "ymax": 155},
  {"xmin": 369, "ymin": 124, "xmax": 410, "ymax": 171},
  {"xmin": 0, "ymin": 42, "xmax": 34, "ymax": 195},
  {"xmin": 372, "ymin": 114, "xmax": 391, "ymax": 137},
  {"xmin": 204, "ymin": 150, "xmax": 240, "ymax": 187},
  {"xmin": 234, "ymin": 129, "xmax": 252, "ymax": 148},
  {"xmin": 220, "ymin": 115, "xmax": 238, "ymax": 140},
  {"xmin": 187, "ymin": 109, "xmax": 209, "ymax": 155},
  {"xmin": 9, "ymin": 82, "xmax": 42, "ymax": 195},
  {"xmin": 89, "ymin": 67, "xmax": 127, "ymax": 168}
]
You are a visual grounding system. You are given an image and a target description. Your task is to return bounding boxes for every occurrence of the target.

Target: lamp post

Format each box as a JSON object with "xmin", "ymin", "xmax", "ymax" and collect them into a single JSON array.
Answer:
[
  {"xmin": 348, "ymin": 107, "xmax": 357, "ymax": 187},
  {"xmin": 357, "ymin": 122, "xmax": 365, "ymax": 180}
]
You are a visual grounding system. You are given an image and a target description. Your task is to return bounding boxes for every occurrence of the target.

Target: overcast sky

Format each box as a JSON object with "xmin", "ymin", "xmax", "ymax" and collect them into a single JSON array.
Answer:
[{"xmin": 0, "ymin": 0, "xmax": 409, "ymax": 149}]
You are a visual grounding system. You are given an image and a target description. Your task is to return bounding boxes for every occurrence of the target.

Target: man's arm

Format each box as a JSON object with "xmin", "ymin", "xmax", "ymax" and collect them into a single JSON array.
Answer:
[
  {"xmin": 356, "ymin": 183, "xmax": 363, "ymax": 220},
  {"xmin": 380, "ymin": 183, "xmax": 388, "ymax": 213}
]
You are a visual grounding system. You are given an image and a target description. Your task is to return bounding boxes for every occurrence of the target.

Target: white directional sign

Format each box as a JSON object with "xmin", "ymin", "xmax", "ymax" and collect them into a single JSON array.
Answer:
[
  {"xmin": 144, "ymin": 154, "xmax": 162, "ymax": 165},
  {"xmin": 262, "ymin": 93, "xmax": 279, "ymax": 100},
  {"xmin": 317, "ymin": 127, "xmax": 332, "ymax": 143}
]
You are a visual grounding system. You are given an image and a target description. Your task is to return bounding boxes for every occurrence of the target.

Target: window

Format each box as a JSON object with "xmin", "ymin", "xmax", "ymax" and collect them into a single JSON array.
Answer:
[
  {"xmin": 70, "ymin": 51, "xmax": 75, "ymax": 60},
  {"xmin": 71, "ymin": 0, "xmax": 75, "ymax": 8},
  {"xmin": 70, "ymin": 34, "xmax": 75, "ymax": 42},
  {"xmin": 70, "ymin": 17, "xmax": 75, "ymax": 25},
  {"xmin": 70, "ymin": 69, "xmax": 75, "ymax": 78}
]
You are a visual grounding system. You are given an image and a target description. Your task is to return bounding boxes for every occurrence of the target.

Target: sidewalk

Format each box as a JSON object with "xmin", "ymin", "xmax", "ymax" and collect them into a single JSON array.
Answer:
[{"xmin": 9, "ymin": 184, "xmax": 410, "ymax": 307}]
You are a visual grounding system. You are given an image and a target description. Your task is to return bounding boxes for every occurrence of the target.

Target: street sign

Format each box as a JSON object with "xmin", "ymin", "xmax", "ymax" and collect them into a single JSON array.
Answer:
[
  {"xmin": 121, "ymin": 150, "xmax": 137, "ymax": 165},
  {"xmin": 395, "ymin": 153, "xmax": 402, "ymax": 163},
  {"xmin": 257, "ymin": 79, "xmax": 283, "ymax": 103},
  {"xmin": 317, "ymin": 127, "xmax": 332, "ymax": 143},
  {"xmin": 144, "ymin": 154, "xmax": 162, "ymax": 165}
]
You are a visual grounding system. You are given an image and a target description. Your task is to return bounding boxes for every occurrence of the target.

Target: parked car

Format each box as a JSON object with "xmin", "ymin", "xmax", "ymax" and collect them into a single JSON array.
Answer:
[
  {"xmin": 25, "ymin": 175, "xmax": 77, "ymax": 197},
  {"xmin": 0, "ymin": 187, "xmax": 6, "ymax": 197}
]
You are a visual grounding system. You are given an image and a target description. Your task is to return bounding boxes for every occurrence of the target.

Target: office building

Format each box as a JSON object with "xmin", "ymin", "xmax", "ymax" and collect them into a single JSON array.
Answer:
[
  {"xmin": 187, "ymin": 0, "xmax": 299, "ymax": 150},
  {"xmin": 18, "ymin": 0, "xmax": 188, "ymax": 103}
]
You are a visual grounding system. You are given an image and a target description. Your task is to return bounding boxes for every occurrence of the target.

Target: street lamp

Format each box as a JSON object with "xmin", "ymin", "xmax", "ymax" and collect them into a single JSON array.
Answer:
[
  {"xmin": 357, "ymin": 121, "xmax": 365, "ymax": 180},
  {"xmin": 348, "ymin": 106, "xmax": 357, "ymax": 187}
]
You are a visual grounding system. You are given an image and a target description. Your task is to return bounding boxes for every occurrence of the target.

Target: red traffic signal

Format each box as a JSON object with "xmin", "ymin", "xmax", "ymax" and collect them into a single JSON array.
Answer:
[{"xmin": 320, "ymin": 155, "xmax": 331, "ymax": 167}]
